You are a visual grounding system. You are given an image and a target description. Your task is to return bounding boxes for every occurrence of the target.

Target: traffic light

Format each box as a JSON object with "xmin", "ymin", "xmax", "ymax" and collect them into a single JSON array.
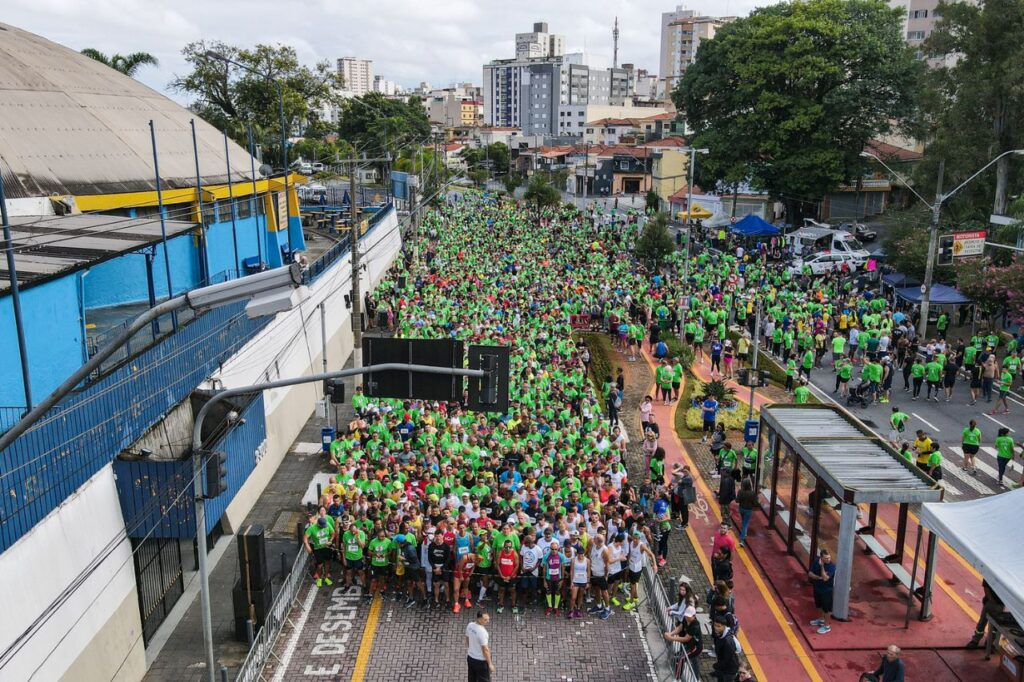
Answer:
[
  {"xmin": 937, "ymin": 235, "xmax": 954, "ymax": 266},
  {"xmin": 323, "ymin": 378, "xmax": 346, "ymax": 404},
  {"xmin": 759, "ymin": 370, "xmax": 770, "ymax": 387},
  {"xmin": 204, "ymin": 450, "xmax": 228, "ymax": 499},
  {"xmin": 467, "ymin": 345, "xmax": 510, "ymax": 413},
  {"xmin": 737, "ymin": 369, "xmax": 750, "ymax": 387}
]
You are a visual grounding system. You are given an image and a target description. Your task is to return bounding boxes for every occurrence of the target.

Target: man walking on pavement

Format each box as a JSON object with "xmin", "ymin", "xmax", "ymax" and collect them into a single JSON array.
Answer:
[{"xmin": 466, "ymin": 610, "xmax": 495, "ymax": 682}]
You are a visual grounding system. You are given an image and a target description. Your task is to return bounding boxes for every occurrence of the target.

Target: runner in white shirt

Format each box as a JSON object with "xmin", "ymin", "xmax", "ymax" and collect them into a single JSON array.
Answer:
[
  {"xmin": 623, "ymin": 531, "xmax": 658, "ymax": 611},
  {"xmin": 606, "ymin": 533, "xmax": 627, "ymax": 607},
  {"xmin": 569, "ymin": 552, "xmax": 590, "ymax": 619},
  {"xmin": 587, "ymin": 534, "xmax": 613, "ymax": 619},
  {"xmin": 518, "ymin": 535, "xmax": 541, "ymax": 607}
]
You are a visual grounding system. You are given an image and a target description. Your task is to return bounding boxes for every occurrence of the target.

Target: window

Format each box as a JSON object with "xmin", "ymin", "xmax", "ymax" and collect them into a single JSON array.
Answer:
[
  {"xmin": 907, "ymin": 30, "xmax": 926, "ymax": 40},
  {"xmin": 911, "ymin": 9, "xmax": 927, "ymax": 18}
]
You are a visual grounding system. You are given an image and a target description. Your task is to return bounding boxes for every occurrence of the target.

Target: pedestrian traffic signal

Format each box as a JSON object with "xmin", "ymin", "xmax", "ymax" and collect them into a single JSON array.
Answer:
[
  {"xmin": 738, "ymin": 369, "xmax": 750, "ymax": 386},
  {"xmin": 937, "ymin": 235, "xmax": 954, "ymax": 265},
  {"xmin": 204, "ymin": 450, "xmax": 228, "ymax": 499},
  {"xmin": 467, "ymin": 344, "xmax": 510, "ymax": 413},
  {"xmin": 759, "ymin": 370, "xmax": 770, "ymax": 387}
]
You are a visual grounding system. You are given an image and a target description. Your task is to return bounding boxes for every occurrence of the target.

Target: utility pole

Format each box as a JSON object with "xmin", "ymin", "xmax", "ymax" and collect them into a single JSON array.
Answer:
[
  {"xmin": 350, "ymin": 168, "xmax": 363, "ymax": 369},
  {"xmin": 919, "ymin": 159, "xmax": 944, "ymax": 340}
]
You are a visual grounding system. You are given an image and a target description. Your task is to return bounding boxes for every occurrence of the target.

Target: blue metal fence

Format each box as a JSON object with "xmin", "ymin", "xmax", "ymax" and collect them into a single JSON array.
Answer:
[
  {"xmin": 112, "ymin": 394, "xmax": 266, "ymax": 539},
  {"xmin": 0, "ymin": 204, "xmax": 393, "ymax": 553}
]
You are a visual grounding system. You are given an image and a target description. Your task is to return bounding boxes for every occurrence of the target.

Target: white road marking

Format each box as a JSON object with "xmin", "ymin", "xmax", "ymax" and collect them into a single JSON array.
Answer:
[
  {"xmin": 271, "ymin": 582, "xmax": 318, "ymax": 682},
  {"xmin": 972, "ymin": 446, "xmax": 1024, "ymax": 481},
  {"xmin": 937, "ymin": 480, "xmax": 962, "ymax": 496},
  {"xmin": 944, "ymin": 448, "xmax": 997, "ymax": 496},
  {"xmin": 911, "ymin": 413, "xmax": 940, "ymax": 432},
  {"xmin": 982, "ymin": 413, "xmax": 1016, "ymax": 433}
]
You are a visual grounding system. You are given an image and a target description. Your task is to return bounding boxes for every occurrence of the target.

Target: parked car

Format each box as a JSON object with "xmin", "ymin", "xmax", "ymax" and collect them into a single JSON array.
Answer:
[
  {"xmin": 788, "ymin": 251, "xmax": 864, "ymax": 276},
  {"xmin": 853, "ymin": 223, "xmax": 877, "ymax": 241}
]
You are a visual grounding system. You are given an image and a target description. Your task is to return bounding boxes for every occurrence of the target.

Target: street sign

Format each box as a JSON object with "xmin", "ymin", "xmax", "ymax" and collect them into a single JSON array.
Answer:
[
  {"xmin": 952, "ymin": 230, "xmax": 986, "ymax": 257},
  {"xmin": 362, "ymin": 337, "xmax": 465, "ymax": 401}
]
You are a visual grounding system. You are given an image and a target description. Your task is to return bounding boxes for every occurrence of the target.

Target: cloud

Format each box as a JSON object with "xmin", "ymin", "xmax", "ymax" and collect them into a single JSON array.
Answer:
[{"xmin": 3, "ymin": 0, "xmax": 770, "ymax": 102}]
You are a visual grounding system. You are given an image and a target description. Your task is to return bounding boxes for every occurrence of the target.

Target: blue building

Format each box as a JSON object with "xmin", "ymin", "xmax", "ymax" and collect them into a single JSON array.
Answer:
[{"xmin": 0, "ymin": 23, "xmax": 402, "ymax": 681}]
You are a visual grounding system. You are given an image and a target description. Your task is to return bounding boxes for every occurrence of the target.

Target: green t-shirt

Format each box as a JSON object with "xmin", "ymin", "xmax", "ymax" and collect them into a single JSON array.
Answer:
[
  {"xmin": 890, "ymin": 411, "xmax": 909, "ymax": 430},
  {"xmin": 369, "ymin": 537, "xmax": 392, "ymax": 567},
  {"xmin": 925, "ymin": 361, "xmax": 942, "ymax": 382},
  {"xmin": 305, "ymin": 517, "xmax": 335, "ymax": 550},
  {"xmin": 995, "ymin": 436, "xmax": 1015, "ymax": 459},
  {"xmin": 911, "ymin": 363, "xmax": 925, "ymax": 379},
  {"xmin": 343, "ymin": 529, "xmax": 367, "ymax": 560},
  {"xmin": 831, "ymin": 337, "xmax": 845, "ymax": 354},
  {"xmin": 1000, "ymin": 370, "xmax": 1013, "ymax": 392},
  {"xmin": 961, "ymin": 427, "xmax": 981, "ymax": 446},
  {"xmin": 794, "ymin": 386, "xmax": 810, "ymax": 404}
]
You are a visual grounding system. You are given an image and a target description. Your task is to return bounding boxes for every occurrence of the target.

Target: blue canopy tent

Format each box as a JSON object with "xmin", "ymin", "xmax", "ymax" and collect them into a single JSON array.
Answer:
[
  {"xmin": 895, "ymin": 284, "xmax": 972, "ymax": 305},
  {"xmin": 882, "ymin": 272, "xmax": 920, "ymax": 288},
  {"xmin": 728, "ymin": 214, "xmax": 781, "ymax": 238}
]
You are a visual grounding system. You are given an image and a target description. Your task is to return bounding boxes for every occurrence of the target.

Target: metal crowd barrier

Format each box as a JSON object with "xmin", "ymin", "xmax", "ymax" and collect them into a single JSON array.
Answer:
[
  {"xmin": 640, "ymin": 559, "xmax": 702, "ymax": 682},
  {"xmin": 234, "ymin": 549, "xmax": 310, "ymax": 682}
]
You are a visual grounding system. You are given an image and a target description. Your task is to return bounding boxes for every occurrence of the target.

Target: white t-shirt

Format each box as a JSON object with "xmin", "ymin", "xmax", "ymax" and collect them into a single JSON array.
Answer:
[{"xmin": 466, "ymin": 621, "xmax": 489, "ymax": 660}]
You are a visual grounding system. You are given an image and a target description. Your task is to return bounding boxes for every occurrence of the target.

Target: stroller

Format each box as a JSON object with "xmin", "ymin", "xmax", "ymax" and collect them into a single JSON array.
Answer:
[{"xmin": 846, "ymin": 379, "xmax": 873, "ymax": 408}]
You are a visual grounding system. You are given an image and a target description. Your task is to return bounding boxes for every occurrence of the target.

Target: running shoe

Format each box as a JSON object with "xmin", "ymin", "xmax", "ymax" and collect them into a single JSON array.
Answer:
[
  {"xmin": 810, "ymin": 618, "xmax": 824, "ymax": 626},
  {"xmin": 599, "ymin": 608, "xmax": 612, "ymax": 620},
  {"xmin": 587, "ymin": 605, "xmax": 602, "ymax": 614},
  {"xmin": 316, "ymin": 578, "xmax": 323, "ymax": 588},
  {"xmin": 496, "ymin": 606, "xmax": 504, "ymax": 614},
  {"xmin": 611, "ymin": 596, "xmax": 621, "ymax": 606},
  {"xmin": 453, "ymin": 603, "xmax": 462, "ymax": 614},
  {"xmin": 464, "ymin": 598, "xmax": 472, "ymax": 608},
  {"xmin": 553, "ymin": 608, "xmax": 560, "ymax": 618},
  {"xmin": 512, "ymin": 607, "xmax": 520, "ymax": 614},
  {"xmin": 817, "ymin": 625, "xmax": 832, "ymax": 634},
  {"xmin": 405, "ymin": 598, "xmax": 417, "ymax": 608},
  {"xmin": 323, "ymin": 577, "xmax": 333, "ymax": 586},
  {"xmin": 545, "ymin": 607, "xmax": 553, "ymax": 616},
  {"xmin": 623, "ymin": 600, "xmax": 635, "ymax": 611}
]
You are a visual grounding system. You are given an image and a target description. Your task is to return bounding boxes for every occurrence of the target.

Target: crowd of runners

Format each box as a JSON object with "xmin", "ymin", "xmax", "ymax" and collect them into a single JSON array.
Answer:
[{"xmin": 298, "ymin": 189, "xmax": 1020, "ymax": 681}]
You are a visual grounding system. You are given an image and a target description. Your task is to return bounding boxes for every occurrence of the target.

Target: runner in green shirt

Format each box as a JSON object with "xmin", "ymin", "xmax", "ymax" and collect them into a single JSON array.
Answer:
[
  {"xmin": 960, "ymin": 419, "xmax": 981, "ymax": 476},
  {"xmin": 304, "ymin": 513, "xmax": 336, "ymax": 587},
  {"xmin": 342, "ymin": 524, "xmax": 367, "ymax": 588},
  {"xmin": 889, "ymin": 408, "xmax": 909, "ymax": 444},
  {"xmin": 992, "ymin": 370, "xmax": 1014, "ymax": 415},
  {"xmin": 911, "ymin": 358, "xmax": 926, "ymax": 400},
  {"xmin": 368, "ymin": 528, "xmax": 393, "ymax": 597},
  {"xmin": 924, "ymin": 359, "xmax": 943, "ymax": 401},
  {"xmin": 994, "ymin": 428, "xmax": 1017, "ymax": 487},
  {"xmin": 794, "ymin": 379, "xmax": 810, "ymax": 404}
]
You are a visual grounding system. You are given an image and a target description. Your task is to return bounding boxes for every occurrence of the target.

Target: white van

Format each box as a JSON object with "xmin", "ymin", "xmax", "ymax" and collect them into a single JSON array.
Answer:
[{"xmin": 787, "ymin": 227, "xmax": 870, "ymax": 260}]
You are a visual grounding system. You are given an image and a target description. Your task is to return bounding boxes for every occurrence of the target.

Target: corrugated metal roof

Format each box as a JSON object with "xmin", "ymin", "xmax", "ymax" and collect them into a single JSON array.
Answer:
[
  {"xmin": 0, "ymin": 213, "xmax": 196, "ymax": 292},
  {"xmin": 0, "ymin": 22, "xmax": 259, "ymax": 199},
  {"xmin": 761, "ymin": 405, "xmax": 943, "ymax": 504}
]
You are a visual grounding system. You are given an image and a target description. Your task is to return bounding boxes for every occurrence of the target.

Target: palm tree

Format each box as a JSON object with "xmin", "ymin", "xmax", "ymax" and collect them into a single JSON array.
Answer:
[{"xmin": 81, "ymin": 49, "xmax": 159, "ymax": 77}]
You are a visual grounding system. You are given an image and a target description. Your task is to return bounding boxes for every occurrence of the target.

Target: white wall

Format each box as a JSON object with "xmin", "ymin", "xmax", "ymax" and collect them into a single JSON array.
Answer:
[
  {"xmin": 219, "ymin": 208, "xmax": 403, "ymax": 531},
  {"xmin": 0, "ymin": 465, "xmax": 145, "ymax": 682}
]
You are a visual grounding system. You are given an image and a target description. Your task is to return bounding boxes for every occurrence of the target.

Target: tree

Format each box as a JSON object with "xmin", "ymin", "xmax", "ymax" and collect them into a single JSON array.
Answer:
[
  {"xmin": 502, "ymin": 172, "xmax": 524, "ymax": 195},
  {"xmin": 469, "ymin": 169, "xmax": 489, "ymax": 188},
  {"xmin": 922, "ymin": 0, "xmax": 1024, "ymax": 218},
  {"xmin": 336, "ymin": 93, "xmax": 431, "ymax": 158},
  {"xmin": 674, "ymin": 0, "xmax": 922, "ymax": 225},
  {"xmin": 81, "ymin": 49, "xmax": 158, "ymax": 77},
  {"xmin": 460, "ymin": 143, "xmax": 510, "ymax": 175},
  {"xmin": 523, "ymin": 174, "xmax": 560, "ymax": 214},
  {"xmin": 635, "ymin": 213, "xmax": 676, "ymax": 270},
  {"xmin": 956, "ymin": 257, "xmax": 1024, "ymax": 326},
  {"xmin": 170, "ymin": 41, "xmax": 343, "ymax": 165},
  {"xmin": 645, "ymin": 189, "xmax": 661, "ymax": 213}
]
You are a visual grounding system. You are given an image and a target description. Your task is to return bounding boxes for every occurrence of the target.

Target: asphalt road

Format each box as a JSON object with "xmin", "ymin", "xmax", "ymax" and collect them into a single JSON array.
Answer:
[{"xmin": 787, "ymin": 352, "xmax": 1024, "ymax": 501}]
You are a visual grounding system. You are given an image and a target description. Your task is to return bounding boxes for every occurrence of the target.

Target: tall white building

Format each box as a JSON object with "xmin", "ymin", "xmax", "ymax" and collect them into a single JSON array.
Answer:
[
  {"xmin": 658, "ymin": 7, "xmax": 734, "ymax": 97},
  {"xmin": 372, "ymin": 75, "xmax": 399, "ymax": 96},
  {"xmin": 337, "ymin": 57, "xmax": 373, "ymax": 96},
  {"xmin": 515, "ymin": 22, "xmax": 566, "ymax": 60}
]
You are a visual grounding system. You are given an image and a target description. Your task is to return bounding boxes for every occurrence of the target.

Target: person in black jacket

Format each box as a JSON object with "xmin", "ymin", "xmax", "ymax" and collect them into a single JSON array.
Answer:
[
  {"xmin": 711, "ymin": 616, "xmax": 741, "ymax": 682},
  {"xmin": 428, "ymin": 532, "xmax": 452, "ymax": 608},
  {"xmin": 860, "ymin": 645, "xmax": 905, "ymax": 682}
]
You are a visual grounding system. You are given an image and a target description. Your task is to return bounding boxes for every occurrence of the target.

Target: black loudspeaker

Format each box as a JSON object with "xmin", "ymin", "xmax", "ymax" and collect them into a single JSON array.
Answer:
[
  {"xmin": 232, "ymin": 581, "xmax": 274, "ymax": 641},
  {"xmin": 397, "ymin": 275, "xmax": 407, "ymax": 290},
  {"xmin": 237, "ymin": 524, "xmax": 269, "ymax": 589},
  {"xmin": 362, "ymin": 337, "xmax": 465, "ymax": 401}
]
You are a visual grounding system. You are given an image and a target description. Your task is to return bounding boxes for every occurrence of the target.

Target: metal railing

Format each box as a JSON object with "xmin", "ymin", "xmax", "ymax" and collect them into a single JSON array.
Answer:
[
  {"xmin": 234, "ymin": 548, "xmax": 310, "ymax": 682},
  {"xmin": 641, "ymin": 559, "xmax": 702, "ymax": 682}
]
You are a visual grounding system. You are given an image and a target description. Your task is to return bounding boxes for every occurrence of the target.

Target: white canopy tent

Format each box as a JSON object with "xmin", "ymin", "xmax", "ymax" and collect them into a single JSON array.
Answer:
[{"xmin": 919, "ymin": 489, "xmax": 1024, "ymax": 625}]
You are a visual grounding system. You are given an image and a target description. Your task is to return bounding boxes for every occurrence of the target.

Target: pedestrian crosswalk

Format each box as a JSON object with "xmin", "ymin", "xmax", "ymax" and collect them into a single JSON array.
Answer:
[{"xmin": 939, "ymin": 445, "xmax": 1022, "ymax": 498}]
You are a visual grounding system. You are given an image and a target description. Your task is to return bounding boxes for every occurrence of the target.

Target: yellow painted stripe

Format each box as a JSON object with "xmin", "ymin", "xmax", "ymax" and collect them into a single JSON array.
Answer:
[
  {"xmin": 73, "ymin": 173, "xmax": 305, "ymax": 211},
  {"xmin": 649, "ymin": 356, "xmax": 822, "ymax": 682},
  {"xmin": 350, "ymin": 594, "xmax": 382, "ymax": 682}
]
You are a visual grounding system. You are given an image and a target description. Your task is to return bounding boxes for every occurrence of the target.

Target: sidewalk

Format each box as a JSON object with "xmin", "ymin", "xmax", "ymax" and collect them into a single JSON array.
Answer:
[
  {"xmin": 143, "ymin": 369, "xmax": 357, "ymax": 681},
  {"xmin": 640, "ymin": 352, "xmax": 823, "ymax": 682}
]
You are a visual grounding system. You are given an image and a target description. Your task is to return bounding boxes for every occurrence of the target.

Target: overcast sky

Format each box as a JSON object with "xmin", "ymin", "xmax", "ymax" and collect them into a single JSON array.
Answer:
[{"xmin": 5, "ymin": 0, "xmax": 770, "ymax": 103}]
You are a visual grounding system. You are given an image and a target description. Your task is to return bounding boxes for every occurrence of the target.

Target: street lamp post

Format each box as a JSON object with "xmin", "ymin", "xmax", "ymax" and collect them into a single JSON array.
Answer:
[
  {"xmin": 205, "ymin": 51, "xmax": 294, "ymax": 257},
  {"xmin": 681, "ymin": 147, "xmax": 709, "ymax": 285},
  {"xmin": 861, "ymin": 149, "xmax": 1024, "ymax": 339}
]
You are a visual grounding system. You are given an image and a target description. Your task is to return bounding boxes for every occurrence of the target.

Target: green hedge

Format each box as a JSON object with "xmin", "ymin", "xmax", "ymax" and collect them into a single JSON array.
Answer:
[
  {"xmin": 684, "ymin": 405, "xmax": 758, "ymax": 431},
  {"xmin": 662, "ymin": 337, "xmax": 695, "ymax": 372},
  {"xmin": 574, "ymin": 332, "xmax": 617, "ymax": 394}
]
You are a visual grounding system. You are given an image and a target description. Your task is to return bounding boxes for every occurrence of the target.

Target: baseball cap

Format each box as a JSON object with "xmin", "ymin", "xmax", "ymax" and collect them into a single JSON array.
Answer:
[
  {"xmin": 395, "ymin": 534, "xmax": 407, "ymax": 543},
  {"xmin": 683, "ymin": 606, "xmax": 697, "ymax": 618}
]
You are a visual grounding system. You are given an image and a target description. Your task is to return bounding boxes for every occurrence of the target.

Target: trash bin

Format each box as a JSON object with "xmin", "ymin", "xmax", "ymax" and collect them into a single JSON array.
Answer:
[{"xmin": 321, "ymin": 427, "xmax": 335, "ymax": 452}]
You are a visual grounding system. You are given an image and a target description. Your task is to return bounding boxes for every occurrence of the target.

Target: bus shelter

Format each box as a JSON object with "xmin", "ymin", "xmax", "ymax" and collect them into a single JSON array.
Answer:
[{"xmin": 757, "ymin": 405, "xmax": 945, "ymax": 621}]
